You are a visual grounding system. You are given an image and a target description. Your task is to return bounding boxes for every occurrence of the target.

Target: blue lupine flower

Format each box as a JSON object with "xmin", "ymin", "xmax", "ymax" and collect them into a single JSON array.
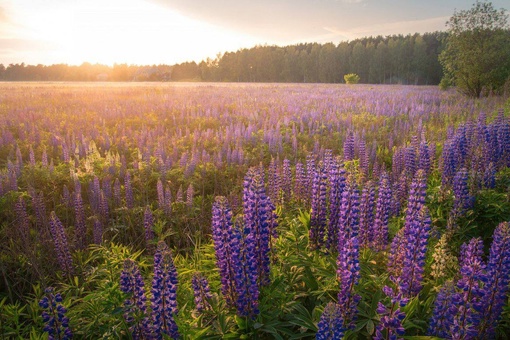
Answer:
[
  {"xmin": 372, "ymin": 174, "xmax": 392, "ymax": 251},
  {"xmin": 316, "ymin": 302, "xmax": 345, "ymax": 340},
  {"xmin": 310, "ymin": 164, "xmax": 328, "ymax": 250},
  {"xmin": 192, "ymin": 273, "xmax": 212, "ymax": 313},
  {"xmin": 476, "ymin": 222, "xmax": 510, "ymax": 338},
  {"xmin": 39, "ymin": 287, "xmax": 72, "ymax": 340},
  {"xmin": 452, "ymin": 168, "xmax": 474, "ymax": 218},
  {"xmin": 151, "ymin": 241, "xmax": 179, "ymax": 339},
  {"xmin": 49, "ymin": 212, "xmax": 73, "ymax": 276},
  {"xmin": 120, "ymin": 259, "xmax": 151, "ymax": 339},
  {"xmin": 374, "ymin": 285, "xmax": 407, "ymax": 340},
  {"xmin": 428, "ymin": 281, "xmax": 457, "ymax": 338}
]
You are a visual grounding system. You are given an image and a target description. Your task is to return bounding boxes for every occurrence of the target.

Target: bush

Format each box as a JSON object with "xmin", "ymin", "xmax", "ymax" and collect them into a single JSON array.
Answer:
[{"xmin": 344, "ymin": 73, "xmax": 360, "ymax": 84}]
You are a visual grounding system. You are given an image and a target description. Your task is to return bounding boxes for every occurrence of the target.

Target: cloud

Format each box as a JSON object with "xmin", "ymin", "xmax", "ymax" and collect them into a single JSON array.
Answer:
[{"xmin": 321, "ymin": 16, "xmax": 449, "ymax": 40}]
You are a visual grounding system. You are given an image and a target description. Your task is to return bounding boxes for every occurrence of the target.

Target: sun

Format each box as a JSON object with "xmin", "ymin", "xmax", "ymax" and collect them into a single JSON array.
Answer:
[{"xmin": 5, "ymin": 0, "xmax": 259, "ymax": 66}]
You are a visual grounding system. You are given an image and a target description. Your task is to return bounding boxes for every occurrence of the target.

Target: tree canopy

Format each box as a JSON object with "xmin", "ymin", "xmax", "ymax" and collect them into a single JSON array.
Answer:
[{"xmin": 439, "ymin": 0, "xmax": 510, "ymax": 97}]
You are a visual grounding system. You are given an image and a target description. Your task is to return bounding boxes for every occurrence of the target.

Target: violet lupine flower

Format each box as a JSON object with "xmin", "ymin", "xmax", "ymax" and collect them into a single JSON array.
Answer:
[
  {"xmin": 476, "ymin": 222, "xmax": 510, "ymax": 338},
  {"xmin": 14, "ymin": 197, "xmax": 30, "ymax": 246},
  {"xmin": 404, "ymin": 146, "xmax": 417, "ymax": 178},
  {"xmin": 157, "ymin": 179, "xmax": 165, "ymax": 210},
  {"xmin": 74, "ymin": 191, "xmax": 86, "ymax": 250},
  {"xmin": 186, "ymin": 184, "xmax": 194, "ymax": 207},
  {"xmin": 39, "ymin": 287, "xmax": 72, "ymax": 340},
  {"xmin": 99, "ymin": 190, "xmax": 109, "ymax": 223},
  {"xmin": 62, "ymin": 185, "xmax": 71, "ymax": 208},
  {"xmin": 388, "ymin": 229, "xmax": 406, "ymax": 279},
  {"xmin": 358, "ymin": 140, "xmax": 369, "ymax": 177},
  {"xmin": 232, "ymin": 220, "xmax": 259, "ymax": 318},
  {"xmin": 282, "ymin": 158, "xmax": 292, "ymax": 204},
  {"xmin": 483, "ymin": 162, "xmax": 496, "ymax": 189},
  {"xmin": 326, "ymin": 161, "xmax": 346, "ymax": 250},
  {"xmin": 151, "ymin": 241, "xmax": 179, "ymax": 340},
  {"xmin": 113, "ymin": 178, "xmax": 121, "ymax": 208},
  {"xmin": 143, "ymin": 206, "xmax": 155, "ymax": 252},
  {"xmin": 359, "ymin": 181, "xmax": 375, "ymax": 248},
  {"xmin": 497, "ymin": 112, "xmax": 510, "ymax": 167},
  {"xmin": 294, "ymin": 162, "xmax": 307, "ymax": 202},
  {"xmin": 451, "ymin": 237, "xmax": 486, "ymax": 339},
  {"xmin": 428, "ymin": 281, "xmax": 457, "ymax": 338},
  {"xmin": 211, "ymin": 196, "xmax": 238, "ymax": 307},
  {"xmin": 336, "ymin": 232, "xmax": 361, "ymax": 329},
  {"xmin": 336, "ymin": 177, "xmax": 360, "ymax": 242},
  {"xmin": 164, "ymin": 186, "xmax": 173, "ymax": 216},
  {"xmin": 125, "ymin": 172, "xmax": 134, "ymax": 209},
  {"xmin": 452, "ymin": 168, "xmax": 473, "ymax": 218},
  {"xmin": 243, "ymin": 168, "xmax": 272, "ymax": 287},
  {"xmin": 309, "ymin": 165, "xmax": 328, "ymax": 250},
  {"xmin": 120, "ymin": 259, "xmax": 151, "ymax": 339},
  {"xmin": 372, "ymin": 174, "xmax": 392, "ymax": 251},
  {"xmin": 343, "ymin": 133, "xmax": 355, "ymax": 161},
  {"xmin": 49, "ymin": 212, "xmax": 73, "ymax": 276},
  {"xmin": 441, "ymin": 140, "xmax": 457, "ymax": 187},
  {"xmin": 175, "ymin": 185, "xmax": 183, "ymax": 203},
  {"xmin": 418, "ymin": 141, "xmax": 431, "ymax": 175},
  {"xmin": 192, "ymin": 272, "xmax": 212, "ymax": 313},
  {"xmin": 374, "ymin": 286, "xmax": 407, "ymax": 340},
  {"xmin": 93, "ymin": 219, "xmax": 102, "ymax": 245},
  {"xmin": 399, "ymin": 206, "xmax": 431, "ymax": 298},
  {"xmin": 316, "ymin": 302, "xmax": 345, "ymax": 340}
]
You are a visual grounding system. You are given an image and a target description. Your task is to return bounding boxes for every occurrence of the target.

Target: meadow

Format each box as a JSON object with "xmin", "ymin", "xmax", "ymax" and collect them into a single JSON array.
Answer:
[{"xmin": 0, "ymin": 82, "xmax": 509, "ymax": 339}]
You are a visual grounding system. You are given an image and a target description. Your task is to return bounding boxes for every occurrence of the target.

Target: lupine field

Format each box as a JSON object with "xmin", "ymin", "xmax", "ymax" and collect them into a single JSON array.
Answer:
[{"xmin": 1, "ymin": 82, "xmax": 510, "ymax": 339}]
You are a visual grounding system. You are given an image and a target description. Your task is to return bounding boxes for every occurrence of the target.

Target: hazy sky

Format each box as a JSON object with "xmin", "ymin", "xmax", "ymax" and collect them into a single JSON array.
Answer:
[{"xmin": 0, "ymin": 0, "xmax": 508, "ymax": 66}]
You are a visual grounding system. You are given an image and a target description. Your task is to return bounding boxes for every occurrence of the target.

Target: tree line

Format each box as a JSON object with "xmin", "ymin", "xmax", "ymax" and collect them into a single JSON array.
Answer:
[{"xmin": 0, "ymin": 32, "xmax": 446, "ymax": 84}]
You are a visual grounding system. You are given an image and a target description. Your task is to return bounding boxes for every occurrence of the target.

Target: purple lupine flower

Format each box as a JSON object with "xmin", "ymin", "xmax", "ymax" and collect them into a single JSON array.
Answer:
[
  {"xmin": 336, "ymin": 232, "xmax": 361, "ymax": 329},
  {"xmin": 405, "ymin": 169, "xmax": 427, "ymax": 224},
  {"xmin": 358, "ymin": 140, "xmax": 369, "ymax": 177},
  {"xmin": 404, "ymin": 145, "xmax": 417, "ymax": 178},
  {"xmin": 41, "ymin": 147, "xmax": 48, "ymax": 167},
  {"xmin": 143, "ymin": 206, "xmax": 155, "ymax": 252},
  {"xmin": 388, "ymin": 228, "xmax": 405, "ymax": 279},
  {"xmin": 211, "ymin": 196, "xmax": 238, "ymax": 307},
  {"xmin": 310, "ymin": 164, "xmax": 328, "ymax": 250},
  {"xmin": 186, "ymin": 184, "xmax": 194, "ymax": 207},
  {"xmin": 428, "ymin": 281, "xmax": 457, "ymax": 338},
  {"xmin": 164, "ymin": 186, "xmax": 172, "ymax": 216},
  {"xmin": 452, "ymin": 168, "xmax": 473, "ymax": 218},
  {"xmin": 316, "ymin": 302, "xmax": 345, "ymax": 340},
  {"xmin": 483, "ymin": 162, "xmax": 496, "ymax": 189},
  {"xmin": 306, "ymin": 154, "xmax": 316, "ymax": 198},
  {"xmin": 74, "ymin": 191, "xmax": 86, "ymax": 250},
  {"xmin": 175, "ymin": 185, "xmax": 183, "ymax": 203},
  {"xmin": 120, "ymin": 259, "xmax": 151, "ymax": 339},
  {"xmin": 294, "ymin": 162, "xmax": 307, "ymax": 202},
  {"xmin": 374, "ymin": 286, "xmax": 407, "ymax": 340},
  {"xmin": 157, "ymin": 179, "xmax": 165, "ymax": 210},
  {"xmin": 113, "ymin": 178, "xmax": 122, "ymax": 208},
  {"xmin": 125, "ymin": 172, "xmax": 134, "ymax": 209},
  {"xmin": 476, "ymin": 222, "xmax": 510, "ymax": 338},
  {"xmin": 192, "ymin": 272, "xmax": 212, "ymax": 313},
  {"xmin": 49, "ymin": 212, "xmax": 73, "ymax": 276},
  {"xmin": 451, "ymin": 237, "xmax": 486, "ymax": 339},
  {"xmin": 151, "ymin": 241, "xmax": 179, "ymax": 340},
  {"xmin": 99, "ymin": 190, "xmax": 109, "ymax": 223},
  {"xmin": 39, "ymin": 287, "xmax": 72, "ymax": 340},
  {"xmin": 418, "ymin": 141, "xmax": 431, "ymax": 175},
  {"xmin": 62, "ymin": 185, "xmax": 71, "ymax": 208},
  {"xmin": 282, "ymin": 158, "xmax": 292, "ymax": 204},
  {"xmin": 93, "ymin": 219, "xmax": 102, "ymax": 245},
  {"xmin": 233, "ymin": 219, "xmax": 260, "ymax": 318},
  {"xmin": 243, "ymin": 168, "xmax": 272, "ymax": 287},
  {"xmin": 14, "ymin": 197, "xmax": 30, "ymax": 246},
  {"xmin": 399, "ymin": 206, "xmax": 431, "ymax": 298},
  {"xmin": 441, "ymin": 140, "xmax": 456, "ymax": 187},
  {"xmin": 372, "ymin": 174, "xmax": 392, "ymax": 251},
  {"xmin": 343, "ymin": 133, "xmax": 355, "ymax": 161},
  {"xmin": 359, "ymin": 181, "xmax": 375, "ymax": 248},
  {"xmin": 336, "ymin": 177, "xmax": 360, "ymax": 243},
  {"xmin": 496, "ymin": 110, "xmax": 510, "ymax": 167},
  {"xmin": 326, "ymin": 161, "xmax": 346, "ymax": 250}
]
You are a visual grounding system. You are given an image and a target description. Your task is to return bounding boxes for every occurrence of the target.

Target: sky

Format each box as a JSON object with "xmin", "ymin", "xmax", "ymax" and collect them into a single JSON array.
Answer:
[{"xmin": 0, "ymin": 0, "xmax": 508, "ymax": 66}]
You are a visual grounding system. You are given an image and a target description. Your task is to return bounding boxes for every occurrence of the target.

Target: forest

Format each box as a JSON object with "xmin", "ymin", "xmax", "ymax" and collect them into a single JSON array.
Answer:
[{"xmin": 0, "ymin": 32, "xmax": 445, "ymax": 84}]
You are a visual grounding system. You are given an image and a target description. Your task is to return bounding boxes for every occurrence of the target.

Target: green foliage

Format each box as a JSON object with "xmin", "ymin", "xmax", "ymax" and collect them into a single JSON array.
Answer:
[
  {"xmin": 440, "ymin": 0, "xmax": 510, "ymax": 97},
  {"xmin": 344, "ymin": 73, "xmax": 361, "ymax": 84}
]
